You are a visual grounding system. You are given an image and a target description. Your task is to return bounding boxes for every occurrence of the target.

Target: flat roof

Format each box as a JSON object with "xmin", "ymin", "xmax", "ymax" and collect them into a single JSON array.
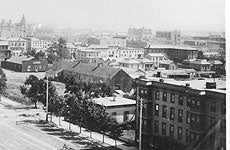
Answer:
[
  {"xmin": 93, "ymin": 96, "xmax": 136, "ymax": 107},
  {"xmin": 143, "ymin": 77, "xmax": 226, "ymax": 94},
  {"xmin": 146, "ymin": 45, "xmax": 198, "ymax": 51}
]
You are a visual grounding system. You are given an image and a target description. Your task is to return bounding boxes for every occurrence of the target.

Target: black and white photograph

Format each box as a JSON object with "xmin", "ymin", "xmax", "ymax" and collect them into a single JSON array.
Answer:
[{"xmin": 0, "ymin": 0, "xmax": 227, "ymax": 150}]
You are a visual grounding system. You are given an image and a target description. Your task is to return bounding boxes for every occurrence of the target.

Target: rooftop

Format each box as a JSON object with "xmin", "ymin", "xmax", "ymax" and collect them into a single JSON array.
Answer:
[
  {"xmin": 118, "ymin": 59, "xmax": 141, "ymax": 64},
  {"xmin": 65, "ymin": 62, "xmax": 123, "ymax": 79},
  {"xmin": 0, "ymin": 41, "xmax": 9, "ymax": 46},
  {"xmin": 93, "ymin": 96, "xmax": 136, "ymax": 107},
  {"xmin": 46, "ymin": 60, "xmax": 79, "ymax": 77},
  {"xmin": 142, "ymin": 76, "xmax": 225, "ymax": 93},
  {"xmin": 6, "ymin": 37, "xmax": 27, "ymax": 42},
  {"xmin": 78, "ymin": 49, "xmax": 100, "ymax": 53},
  {"xmin": 87, "ymin": 44, "xmax": 108, "ymax": 49},
  {"xmin": 146, "ymin": 45, "xmax": 198, "ymax": 51},
  {"xmin": 147, "ymin": 53, "xmax": 166, "ymax": 57},
  {"xmin": 5, "ymin": 55, "xmax": 34, "ymax": 64}
]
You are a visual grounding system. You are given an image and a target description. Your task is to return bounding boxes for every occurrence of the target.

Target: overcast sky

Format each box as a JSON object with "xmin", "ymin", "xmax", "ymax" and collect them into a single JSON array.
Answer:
[{"xmin": 0, "ymin": 0, "xmax": 225, "ymax": 32}]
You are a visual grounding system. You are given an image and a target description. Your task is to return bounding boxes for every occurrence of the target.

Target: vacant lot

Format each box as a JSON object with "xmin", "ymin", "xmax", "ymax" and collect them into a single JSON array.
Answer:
[{"xmin": 3, "ymin": 69, "xmax": 65, "ymax": 104}]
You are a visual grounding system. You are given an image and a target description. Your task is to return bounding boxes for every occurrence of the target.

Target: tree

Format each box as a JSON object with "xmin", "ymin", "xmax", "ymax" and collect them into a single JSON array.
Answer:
[
  {"xmin": 0, "ymin": 68, "xmax": 7, "ymax": 101},
  {"xmin": 21, "ymin": 75, "xmax": 57, "ymax": 108}
]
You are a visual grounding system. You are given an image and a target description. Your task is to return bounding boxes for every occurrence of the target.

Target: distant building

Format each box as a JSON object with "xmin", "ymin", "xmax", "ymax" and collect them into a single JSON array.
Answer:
[
  {"xmin": 0, "ymin": 15, "xmax": 26, "ymax": 38},
  {"xmin": 159, "ymin": 60, "xmax": 178, "ymax": 70},
  {"xmin": 23, "ymin": 37, "xmax": 49, "ymax": 53},
  {"xmin": 0, "ymin": 41, "xmax": 11, "ymax": 60},
  {"xmin": 182, "ymin": 59, "xmax": 211, "ymax": 72},
  {"xmin": 1, "ymin": 55, "xmax": 48, "ymax": 72},
  {"xmin": 155, "ymin": 68, "xmax": 196, "ymax": 79},
  {"xmin": 119, "ymin": 47, "xmax": 144, "ymax": 58},
  {"xmin": 1, "ymin": 37, "xmax": 27, "ymax": 55},
  {"xmin": 155, "ymin": 30, "xmax": 181, "ymax": 45},
  {"xmin": 77, "ymin": 49, "xmax": 100, "ymax": 63},
  {"xmin": 145, "ymin": 45, "xmax": 198, "ymax": 63},
  {"xmin": 128, "ymin": 27, "xmax": 152, "ymax": 41},
  {"xmin": 100, "ymin": 36, "xmax": 126, "ymax": 47},
  {"xmin": 66, "ymin": 43, "xmax": 78, "ymax": 60},
  {"xmin": 145, "ymin": 53, "xmax": 169, "ymax": 67},
  {"xmin": 93, "ymin": 96, "xmax": 135, "ymax": 123}
]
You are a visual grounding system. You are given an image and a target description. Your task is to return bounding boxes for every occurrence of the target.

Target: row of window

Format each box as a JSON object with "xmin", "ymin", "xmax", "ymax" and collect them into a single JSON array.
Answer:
[
  {"xmin": 154, "ymin": 121, "xmax": 183, "ymax": 140},
  {"xmin": 122, "ymin": 50, "xmax": 143, "ymax": 54},
  {"xmin": 155, "ymin": 104, "xmax": 184, "ymax": 123},
  {"xmin": 156, "ymin": 91, "xmax": 226, "ymax": 114},
  {"xmin": 156, "ymin": 91, "xmax": 184, "ymax": 106},
  {"xmin": 10, "ymin": 42, "xmax": 25, "ymax": 47}
]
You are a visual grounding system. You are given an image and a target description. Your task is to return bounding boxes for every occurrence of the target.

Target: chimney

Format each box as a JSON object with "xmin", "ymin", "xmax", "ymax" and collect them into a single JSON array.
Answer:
[
  {"xmin": 159, "ymin": 79, "xmax": 164, "ymax": 83},
  {"xmin": 186, "ymin": 83, "xmax": 190, "ymax": 87}
]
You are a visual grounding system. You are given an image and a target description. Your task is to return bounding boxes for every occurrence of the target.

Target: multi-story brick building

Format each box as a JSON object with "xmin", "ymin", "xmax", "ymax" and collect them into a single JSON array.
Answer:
[
  {"xmin": 136, "ymin": 78, "xmax": 225, "ymax": 150},
  {"xmin": 145, "ymin": 45, "xmax": 198, "ymax": 63},
  {"xmin": 100, "ymin": 36, "xmax": 126, "ymax": 47},
  {"xmin": 155, "ymin": 30, "xmax": 181, "ymax": 45},
  {"xmin": 24, "ymin": 37, "xmax": 49, "ymax": 52}
]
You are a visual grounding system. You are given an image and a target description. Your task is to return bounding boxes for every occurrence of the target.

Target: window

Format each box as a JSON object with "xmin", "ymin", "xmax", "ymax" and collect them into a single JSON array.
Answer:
[
  {"xmin": 179, "ymin": 95, "xmax": 183, "ymax": 106},
  {"xmin": 112, "ymin": 112, "xmax": 117, "ymax": 116},
  {"xmin": 170, "ymin": 107, "xmax": 175, "ymax": 120},
  {"xmin": 187, "ymin": 98, "xmax": 191, "ymax": 107},
  {"xmin": 178, "ymin": 109, "xmax": 183, "ymax": 123},
  {"xmin": 221, "ymin": 120, "xmax": 226, "ymax": 133},
  {"xmin": 178, "ymin": 127, "xmax": 182, "ymax": 140},
  {"xmin": 186, "ymin": 111, "xmax": 191, "ymax": 124},
  {"xmin": 154, "ymin": 120, "xmax": 159, "ymax": 133},
  {"xmin": 186, "ymin": 129, "xmax": 190, "ymax": 141},
  {"xmin": 163, "ymin": 92, "xmax": 167, "ymax": 102},
  {"xmin": 170, "ymin": 94, "xmax": 175, "ymax": 103},
  {"xmin": 221, "ymin": 103, "xmax": 226, "ymax": 114},
  {"xmin": 169, "ymin": 125, "xmax": 174, "ymax": 138},
  {"xmin": 162, "ymin": 105, "xmax": 167, "ymax": 118},
  {"xmin": 162, "ymin": 122, "xmax": 166, "ymax": 135},
  {"xmin": 156, "ymin": 91, "xmax": 160, "ymax": 100},
  {"xmin": 210, "ymin": 102, "xmax": 216, "ymax": 112},
  {"xmin": 210, "ymin": 117, "xmax": 215, "ymax": 126},
  {"xmin": 155, "ymin": 104, "xmax": 159, "ymax": 116},
  {"xmin": 123, "ymin": 111, "xmax": 129, "ymax": 122}
]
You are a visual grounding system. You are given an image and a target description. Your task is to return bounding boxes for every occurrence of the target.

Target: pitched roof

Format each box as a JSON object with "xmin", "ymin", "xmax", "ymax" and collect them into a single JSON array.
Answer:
[
  {"xmin": 159, "ymin": 60, "xmax": 174, "ymax": 65},
  {"xmin": 6, "ymin": 37, "xmax": 27, "ymax": 42},
  {"xmin": 46, "ymin": 60, "xmax": 79, "ymax": 77},
  {"xmin": 5, "ymin": 55, "xmax": 34, "ymax": 64},
  {"xmin": 65, "ymin": 63, "xmax": 123, "ymax": 79}
]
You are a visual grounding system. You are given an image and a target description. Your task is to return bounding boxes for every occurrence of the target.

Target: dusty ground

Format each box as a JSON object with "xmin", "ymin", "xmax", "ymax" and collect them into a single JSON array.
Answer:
[
  {"xmin": 0, "ymin": 70, "xmax": 108, "ymax": 150},
  {"xmin": 0, "ymin": 97, "xmax": 110, "ymax": 150},
  {"xmin": 3, "ymin": 69, "xmax": 66, "ymax": 104}
]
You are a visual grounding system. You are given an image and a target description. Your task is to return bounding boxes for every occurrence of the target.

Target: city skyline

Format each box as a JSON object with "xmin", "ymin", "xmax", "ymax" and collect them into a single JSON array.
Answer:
[{"xmin": 0, "ymin": 0, "xmax": 225, "ymax": 32}]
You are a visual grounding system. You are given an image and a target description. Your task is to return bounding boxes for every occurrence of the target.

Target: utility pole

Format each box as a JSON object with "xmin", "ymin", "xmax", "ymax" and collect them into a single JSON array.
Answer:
[
  {"xmin": 135, "ymin": 79, "xmax": 140, "ymax": 143},
  {"xmin": 139, "ymin": 98, "xmax": 143, "ymax": 150},
  {"xmin": 46, "ymin": 76, "xmax": 49, "ymax": 122}
]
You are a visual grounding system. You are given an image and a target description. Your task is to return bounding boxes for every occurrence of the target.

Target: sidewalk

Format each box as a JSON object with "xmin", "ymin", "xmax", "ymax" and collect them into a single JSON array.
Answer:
[{"xmin": 51, "ymin": 115, "xmax": 139, "ymax": 150}]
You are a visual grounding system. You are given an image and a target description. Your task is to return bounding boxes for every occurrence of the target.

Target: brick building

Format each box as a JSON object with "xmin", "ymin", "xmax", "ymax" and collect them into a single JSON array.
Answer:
[
  {"xmin": 145, "ymin": 45, "xmax": 198, "ymax": 63},
  {"xmin": 61, "ymin": 62, "xmax": 133, "ymax": 92},
  {"xmin": 1, "ymin": 55, "xmax": 48, "ymax": 72},
  {"xmin": 136, "ymin": 77, "xmax": 225, "ymax": 150}
]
